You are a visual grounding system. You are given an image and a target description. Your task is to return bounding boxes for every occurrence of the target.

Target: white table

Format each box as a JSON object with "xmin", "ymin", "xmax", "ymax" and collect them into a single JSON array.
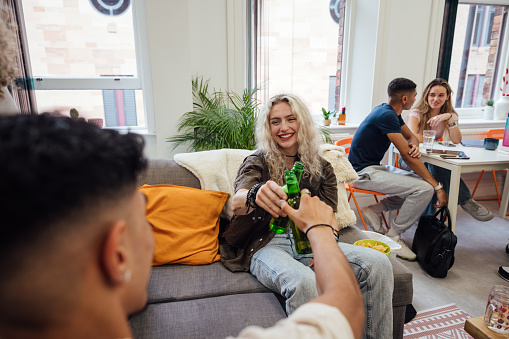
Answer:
[{"xmin": 388, "ymin": 143, "xmax": 509, "ymax": 232}]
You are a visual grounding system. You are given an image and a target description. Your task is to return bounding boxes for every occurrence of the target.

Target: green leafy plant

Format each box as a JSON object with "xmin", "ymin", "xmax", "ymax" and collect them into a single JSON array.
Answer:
[
  {"xmin": 319, "ymin": 125, "xmax": 333, "ymax": 144},
  {"xmin": 167, "ymin": 77, "xmax": 334, "ymax": 151},
  {"xmin": 321, "ymin": 108, "xmax": 336, "ymax": 120},
  {"xmin": 487, "ymin": 99, "xmax": 494, "ymax": 106},
  {"xmin": 167, "ymin": 77, "xmax": 259, "ymax": 151}
]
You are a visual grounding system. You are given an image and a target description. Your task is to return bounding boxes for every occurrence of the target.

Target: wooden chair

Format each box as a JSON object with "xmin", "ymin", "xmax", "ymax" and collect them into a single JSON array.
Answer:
[
  {"xmin": 472, "ymin": 129, "xmax": 506, "ymax": 206},
  {"xmin": 335, "ymin": 138, "xmax": 389, "ymax": 231}
]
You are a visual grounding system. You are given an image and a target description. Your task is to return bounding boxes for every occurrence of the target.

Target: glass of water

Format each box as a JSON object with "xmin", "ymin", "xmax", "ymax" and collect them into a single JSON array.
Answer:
[{"xmin": 423, "ymin": 130, "xmax": 436, "ymax": 152}]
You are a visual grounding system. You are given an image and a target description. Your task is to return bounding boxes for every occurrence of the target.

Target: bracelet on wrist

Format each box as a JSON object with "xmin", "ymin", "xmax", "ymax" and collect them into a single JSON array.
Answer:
[
  {"xmin": 447, "ymin": 121, "xmax": 457, "ymax": 128},
  {"xmin": 305, "ymin": 223, "xmax": 340, "ymax": 240},
  {"xmin": 245, "ymin": 182, "xmax": 266, "ymax": 213}
]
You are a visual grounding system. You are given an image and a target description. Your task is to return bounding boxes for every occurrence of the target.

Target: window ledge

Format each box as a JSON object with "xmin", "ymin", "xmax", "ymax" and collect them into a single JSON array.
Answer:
[
  {"xmin": 320, "ymin": 119, "xmax": 504, "ymax": 136},
  {"xmin": 324, "ymin": 123, "xmax": 360, "ymax": 134},
  {"xmin": 103, "ymin": 127, "xmax": 156, "ymax": 136},
  {"xmin": 459, "ymin": 119, "xmax": 505, "ymax": 129}
]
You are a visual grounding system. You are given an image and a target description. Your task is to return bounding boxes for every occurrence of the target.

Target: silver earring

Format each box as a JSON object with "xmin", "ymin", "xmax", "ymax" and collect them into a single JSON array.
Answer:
[{"xmin": 124, "ymin": 269, "xmax": 131, "ymax": 283}]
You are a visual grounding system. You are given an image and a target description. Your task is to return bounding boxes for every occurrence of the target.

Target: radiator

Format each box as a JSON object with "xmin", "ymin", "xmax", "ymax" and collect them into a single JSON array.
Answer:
[{"xmin": 460, "ymin": 129, "xmax": 488, "ymax": 140}]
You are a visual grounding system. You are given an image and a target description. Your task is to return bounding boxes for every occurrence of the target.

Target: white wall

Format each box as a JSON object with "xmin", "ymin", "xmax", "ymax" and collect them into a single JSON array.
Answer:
[
  {"xmin": 142, "ymin": 0, "xmax": 244, "ymax": 159},
  {"xmin": 342, "ymin": 0, "xmax": 445, "ymax": 124}
]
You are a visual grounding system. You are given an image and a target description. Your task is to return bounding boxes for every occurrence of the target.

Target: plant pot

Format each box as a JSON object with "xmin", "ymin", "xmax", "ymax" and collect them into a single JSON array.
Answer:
[
  {"xmin": 88, "ymin": 118, "xmax": 104, "ymax": 128},
  {"xmin": 323, "ymin": 119, "xmax": 331, "ymax": 126},
  {"xmin": 483, "ymin": 106, "xmax": 494, "ymax": 120},
  {"xmin": 494, "ymin": 96, "xmax": 509, "ymax": 120}
]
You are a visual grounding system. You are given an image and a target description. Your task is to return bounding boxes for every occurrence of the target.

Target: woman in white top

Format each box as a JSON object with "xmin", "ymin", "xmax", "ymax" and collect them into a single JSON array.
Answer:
[{"xmin": 402, "ymin": 78, "xmax": 493, "ymax": 221}]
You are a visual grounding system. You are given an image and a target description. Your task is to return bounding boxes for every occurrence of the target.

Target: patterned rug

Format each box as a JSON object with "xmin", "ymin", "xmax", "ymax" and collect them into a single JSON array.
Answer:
[{"xmin": 403, "ymin": 304, "xmax": 474, "ymax": 338}]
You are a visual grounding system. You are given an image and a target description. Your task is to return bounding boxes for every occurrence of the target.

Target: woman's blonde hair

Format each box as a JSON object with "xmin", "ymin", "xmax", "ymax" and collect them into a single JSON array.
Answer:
[
  {"xmin": 0, "ymin": 3, "xmax": 18, "ymax": 99},
  {"xmin": 256, "ymin": 94, "xmax": 322, "ymax": 185},
  {"xmin": 413, "ymin": 78, "xmax": 456, "ymax": 132}
]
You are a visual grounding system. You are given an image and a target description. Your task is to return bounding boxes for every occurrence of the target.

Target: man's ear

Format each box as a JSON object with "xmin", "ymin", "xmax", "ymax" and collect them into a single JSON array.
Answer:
[
  {"xmin": 101, "ymin": 221, "xmax": 128, "ymax": 286},
  {"xmin": 401, "ymin": 94, "xmax": 408, "ymax": 105}
]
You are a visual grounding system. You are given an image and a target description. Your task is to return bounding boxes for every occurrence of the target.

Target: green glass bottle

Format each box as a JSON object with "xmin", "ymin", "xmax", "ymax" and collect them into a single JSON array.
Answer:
[
  {"xmin": 269, "ymin": 169, "xmax": 293, "ymax": 234},
  {"xmin": 269, "ymin": 162, "xmax": 305, "ymax": 234},
  {"xmin": 293, "ymin": 161, "xmax": 304, "ymax": 184},
  {"xmin": 286, "ymin": 171, "xmax": 312, "ymax": 254}
]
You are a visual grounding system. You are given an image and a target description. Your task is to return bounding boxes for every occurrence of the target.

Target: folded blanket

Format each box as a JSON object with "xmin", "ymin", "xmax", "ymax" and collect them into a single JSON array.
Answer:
[
  {"xmin": 174, "ymin": 149, "xmax": 254, "ymax": 219},
  {"xmin": 320, "ymin": 144, "xmax": 358, "ymax": 228}
]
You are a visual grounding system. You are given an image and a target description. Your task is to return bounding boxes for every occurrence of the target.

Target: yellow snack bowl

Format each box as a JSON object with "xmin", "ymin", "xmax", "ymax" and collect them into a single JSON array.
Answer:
[{"xmin": 354, "ymin": 239, "xmax": 391, "ymax": 257}]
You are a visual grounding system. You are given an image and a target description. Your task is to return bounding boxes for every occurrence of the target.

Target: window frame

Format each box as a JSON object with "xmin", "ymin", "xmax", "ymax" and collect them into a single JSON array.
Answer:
[
  {"xmin": 440, "ymin": 0, "xmax": 509, "ymax": 119},
  {"xmin": 21, "ymin": 0, "xmax": 155, "ymax": 133}
]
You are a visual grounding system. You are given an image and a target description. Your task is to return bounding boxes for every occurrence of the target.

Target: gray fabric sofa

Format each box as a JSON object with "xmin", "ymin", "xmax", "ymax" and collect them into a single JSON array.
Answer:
[{"xmin": 129, "ymin": 158, "xmax": 413, "ymax": 339}]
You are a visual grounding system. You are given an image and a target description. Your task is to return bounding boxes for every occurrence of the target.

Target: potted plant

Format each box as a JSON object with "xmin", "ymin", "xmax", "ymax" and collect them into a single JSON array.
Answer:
[
  {"xmin": 69, "ymin": 108, "xmax": 87, "ymax": 121},
  {"xmin": 321, "ymin": 108, "xmax": 335, "ymax": 126},
  {"xmin": 167, "ymin": 77, "xmax": 334, "ymax": 151},
  {"xmin": 483, "ymin": 99, "xmax": 494, "ymax": 120},
  {"xmin": 167, "ymin": 77, "xmax": 259, "ymax": 151}
]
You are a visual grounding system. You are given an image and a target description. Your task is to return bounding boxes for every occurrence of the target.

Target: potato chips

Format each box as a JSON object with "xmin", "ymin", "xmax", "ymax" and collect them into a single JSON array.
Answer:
[{"xmin": 356, "ymin": 240, "xmax": 388, "ymax": 254}]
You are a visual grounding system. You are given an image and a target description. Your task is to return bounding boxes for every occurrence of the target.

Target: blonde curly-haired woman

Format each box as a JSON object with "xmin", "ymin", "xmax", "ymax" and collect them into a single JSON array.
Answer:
[{"xmin": 225, "ymin": 93, "xmax": 394, "ymax": 339}]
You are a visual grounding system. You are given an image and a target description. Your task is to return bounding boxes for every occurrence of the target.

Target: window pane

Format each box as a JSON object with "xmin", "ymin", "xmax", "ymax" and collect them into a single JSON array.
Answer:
[
  {"xmin": 21, "ymin": 1, "xmax": 137, "ymax": 77},
  {"xmin": 448, "ymin": 4, "xmax": 507, "ymax": 108},
  {"xmin": 34, "ymin": 90, "xmax": 145, "ymax": 128},
  {"xmin": 256, "ymin": 0, "xmax": 340, "ymax": 118}
]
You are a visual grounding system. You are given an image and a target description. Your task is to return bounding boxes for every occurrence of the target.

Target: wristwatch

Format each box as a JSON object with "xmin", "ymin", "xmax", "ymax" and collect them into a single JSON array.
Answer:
[
  {"xmin": 434, "ymin": 182, "xmax": 443, "ymax": 191},
  {"xmin": 447, "ymin": 121, "xmax": 457, "ymax": 128}
]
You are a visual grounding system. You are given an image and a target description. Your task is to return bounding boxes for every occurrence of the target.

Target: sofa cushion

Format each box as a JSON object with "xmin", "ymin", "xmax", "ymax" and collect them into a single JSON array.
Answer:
[
  {"xmin": 139, "ymin": 184, "xmax": 230, "ymax": 266},
  {"xmin": 130, "ymin": 293, "xmax": 287, "ymax": 339},
  {"xmin": 146, "ymin": 262, "xmax": 273, "ymax": 304}
]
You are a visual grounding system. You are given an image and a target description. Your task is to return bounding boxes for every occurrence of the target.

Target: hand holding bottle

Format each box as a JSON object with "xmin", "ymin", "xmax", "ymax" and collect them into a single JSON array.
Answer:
[
  {"xmin": 279, "ymin": 189, "xmax": 336, "ymax": 235},
  {"xmin": 256, "ymin": 180, "xmax": 288, "ymax": 218}
]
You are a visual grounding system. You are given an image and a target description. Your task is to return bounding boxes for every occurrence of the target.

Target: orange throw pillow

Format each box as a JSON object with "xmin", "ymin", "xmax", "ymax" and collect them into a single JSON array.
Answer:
[{"xmin": 139, "ymin": 184, "xmax": 230, "ymax": 266}]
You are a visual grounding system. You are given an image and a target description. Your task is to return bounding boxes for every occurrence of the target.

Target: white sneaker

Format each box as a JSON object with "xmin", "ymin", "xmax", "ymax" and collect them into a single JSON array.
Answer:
[
  {"xmin": 460, "ymin": 198, "xmax": 494, "ymax": 222},
  {"xmin": 361, "ymin": 206, "xmax": 386, "ymax": 234},
  {"xmin": 389, "ymin": 235, "xmax": 416, "ymax": 261}
]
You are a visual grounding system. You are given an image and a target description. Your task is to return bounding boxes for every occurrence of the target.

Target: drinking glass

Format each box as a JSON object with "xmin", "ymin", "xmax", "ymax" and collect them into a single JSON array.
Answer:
[
  {"xmin": 423, "ymin": 130, "xmax": 436, "ymax": 152},
  {"xmin": 484, "ymin": 285, "xmax": 509, "ymax": 334}
]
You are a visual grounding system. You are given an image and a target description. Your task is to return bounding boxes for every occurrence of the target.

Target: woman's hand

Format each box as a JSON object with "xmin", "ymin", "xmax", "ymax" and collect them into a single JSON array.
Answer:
[
  {"xmin": 255, "ymin": 180, "xmax": 288, "ymax": 218},
  {"xmin": 427, "ymin": 113, "xmax": 452, "ymax": 127}
]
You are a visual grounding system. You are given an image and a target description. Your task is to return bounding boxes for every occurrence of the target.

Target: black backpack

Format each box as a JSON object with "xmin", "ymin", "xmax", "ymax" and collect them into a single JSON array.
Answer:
[{"xmin": 412, "ymin": 207, "xmax": 457, "ymax": 278}]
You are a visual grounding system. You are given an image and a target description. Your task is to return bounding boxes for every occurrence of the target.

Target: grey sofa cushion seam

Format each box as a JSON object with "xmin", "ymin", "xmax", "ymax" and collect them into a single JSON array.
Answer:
[{"xmin": 147, "ymin": 290, "xmax": 280, "ymax": 306}]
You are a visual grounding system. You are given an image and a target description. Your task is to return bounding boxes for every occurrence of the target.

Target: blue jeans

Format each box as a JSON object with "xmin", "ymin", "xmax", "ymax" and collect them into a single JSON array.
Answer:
[
  {"xmin": 250, "ymin": 232, "xmax": 394, "ymax": 339},
  {"xmin": 399, "ymin": 159, "xmax": 472, "ymax": 216}
]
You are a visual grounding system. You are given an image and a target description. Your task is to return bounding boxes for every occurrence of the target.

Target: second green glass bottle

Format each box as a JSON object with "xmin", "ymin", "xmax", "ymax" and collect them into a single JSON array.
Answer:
[{"xmin": 285, "ymin": 170, "xmax": 312, "ymax": 254}]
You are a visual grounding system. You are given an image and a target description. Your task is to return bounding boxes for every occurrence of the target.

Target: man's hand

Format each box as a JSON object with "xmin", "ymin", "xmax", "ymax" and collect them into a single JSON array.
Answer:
[
  {"xmin": 281, "ymin": 189, "xmax": 365, "ymax": 338},
  {"xmin": 408, "ymin": 142, "xmax": 421, "ymax": 158},
  {"xmin": 433, "ymin": 188, "xmax": 448, "ymax": 208},
  {"xmin": 279, "ymin": 189, "xmax": 336, "ymax": 234}
]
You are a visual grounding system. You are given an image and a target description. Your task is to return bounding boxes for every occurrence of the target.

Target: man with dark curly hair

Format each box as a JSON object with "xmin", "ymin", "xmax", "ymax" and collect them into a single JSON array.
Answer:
[
  {"xmin": 0, "ymin": 114, "xmax": 153, "ymax": 338},
  {"xmin": 349, "ymin": 78, "xmax": 448, "ymax": 261}
]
